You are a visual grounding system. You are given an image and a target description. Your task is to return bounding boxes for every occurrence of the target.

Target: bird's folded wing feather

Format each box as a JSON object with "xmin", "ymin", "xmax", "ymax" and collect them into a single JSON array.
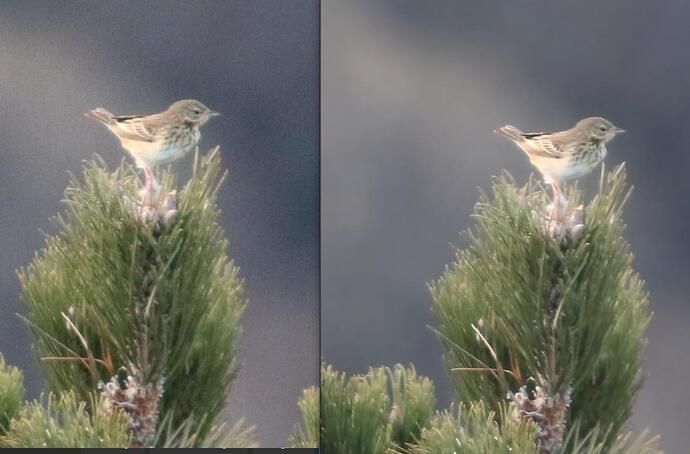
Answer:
[
  {"xmin": 113, "ymin": 115, "xmax": 160, "ymax": 142},
  {"xmin": 521, "ymin": 132, "xmax": 564, "ymax": 158}
]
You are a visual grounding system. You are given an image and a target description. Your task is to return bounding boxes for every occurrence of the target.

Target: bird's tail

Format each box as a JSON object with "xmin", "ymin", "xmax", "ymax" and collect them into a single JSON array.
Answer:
[
  {"xmin": 85, "ymin": 108, "xmax": 114, "ymax": 125},
  {"xmin": 494, "ymin": 125, "xmax": 524, "ymax": 143}
]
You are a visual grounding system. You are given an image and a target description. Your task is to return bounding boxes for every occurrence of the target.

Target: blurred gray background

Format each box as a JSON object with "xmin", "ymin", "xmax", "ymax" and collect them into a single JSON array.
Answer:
[
  {"xmin": 0, "ymin": 0, "xmax": 318, "ymax": 447},
  {"xmin": 322, "ymin": 1, "xmax": 689, "ymax": 452}
]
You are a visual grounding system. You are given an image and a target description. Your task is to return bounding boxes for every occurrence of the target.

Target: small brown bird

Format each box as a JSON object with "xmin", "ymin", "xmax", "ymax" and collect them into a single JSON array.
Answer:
[
  {"xmin": 495, "ymin": 117, "xmax": 624, "ymax": 211},
  {"xmin": 86, "ymin": 99, "xmax": 220, "ymax": 194}
]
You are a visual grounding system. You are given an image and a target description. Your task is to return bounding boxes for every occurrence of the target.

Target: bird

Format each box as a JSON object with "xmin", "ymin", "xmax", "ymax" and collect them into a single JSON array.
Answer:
[
  {"xmin": 86, "ymin": 99, "xmax": 220, "ymax": 198},
  {"xmin": 495, "ymin": 117, "xmax": 624, "ymax": 216}
]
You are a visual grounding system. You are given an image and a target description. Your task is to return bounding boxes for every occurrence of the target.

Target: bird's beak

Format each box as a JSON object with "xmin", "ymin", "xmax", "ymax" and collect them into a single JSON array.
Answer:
[
  {"xmin": 614, "ymin": 127, "xmax": 626, "ymax": 134},
  {"xmin": 209, "ymin": 111, "xmax": 221, "ymax": 117}
]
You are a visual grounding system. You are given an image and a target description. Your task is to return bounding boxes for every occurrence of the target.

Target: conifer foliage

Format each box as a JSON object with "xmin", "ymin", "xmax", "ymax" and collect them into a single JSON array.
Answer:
[
  {"xmin": 0, "ymin": 356, "xmax": 24, "ymax": 436},
  {"xmin": 2, "ymin": 392, "xmax": 130, "ymax": 448},
  {"xmin": 315, "ymin": 165, "xmax": 659, "ymax": 453},
  {"xmin": 288, "ymin": 386, "xmax": 320, "ymax": 448},
  {"xmin": 316, "ymin": 364, "xmax": 435, "ymax": 453},
  {"xmin": 430, "ymin": 165, "xmax": 653, "ymax": 452},
  {"xmin": 14, "ymin": 148, "xmax": 251, "ymax": 447}
]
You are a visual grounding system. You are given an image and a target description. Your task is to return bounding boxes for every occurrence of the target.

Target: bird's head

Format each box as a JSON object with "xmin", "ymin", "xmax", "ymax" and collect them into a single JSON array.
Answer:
[
  {"xmin": 170, "ymin": 99, "xmax": 220, "ymax": 125},
  {"xmin": 577, "ymin": 117, "xmax": 625, "ymax": 142}
]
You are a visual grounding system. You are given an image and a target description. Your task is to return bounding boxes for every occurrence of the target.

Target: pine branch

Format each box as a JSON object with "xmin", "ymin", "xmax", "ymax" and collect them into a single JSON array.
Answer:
[
  {"xmin": 0, "ymin": 355, "xmax": 24, "ymax": 436},
  {"xmin": 400, "ymin": 402, "xmax": 539, "ymax": 454},
  {"xmin": 17, "ymin": 148, "xmax": 249, "ymax": 447},
  {"xmin": 1, "ymin": 391, "xmax": 130, "ymax": 448},
  {"xmin": 320, "ymin": 364, "xmax": 390, "ymax": 454},
  {"xmin": 288, "ymin": 386, "xmax": 319, "ymax": 448},
  {"xmin": 388, "ymin": 364, "xmax": 436, "ymax": 448},
  {"xmin": 318, "ymin": 363, "xmax": 435, "ymax": 453},
  {"xmin": 155, "ymin": 415, "xmax": 258, "ymax": 448},
  {"xmin": 430, "ymin": 164, "xmax": 652, "ymax": 450}
]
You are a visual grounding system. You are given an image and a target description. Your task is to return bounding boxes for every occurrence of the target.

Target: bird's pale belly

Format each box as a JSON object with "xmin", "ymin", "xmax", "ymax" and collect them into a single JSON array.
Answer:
[
  {"xmin": 120, "ymin": 138, "xmax": 196, "ymax": 169},
  {"xmin": 531, "ymin": 146, "xmax": 606, "ymax": 183}
]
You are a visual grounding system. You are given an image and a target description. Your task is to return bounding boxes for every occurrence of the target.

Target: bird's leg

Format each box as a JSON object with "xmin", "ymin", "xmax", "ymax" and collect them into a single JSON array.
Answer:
[
  {"xmin": 550, "ymin": 182, "xmax": 562, "ymax": 221},
  {"xmin": 143, "ymin": 168, "xmax": 152, "ymax": 192},
  {"xmin": 142, "ymin": 168, "xmax": 159, "ymax": 206}
]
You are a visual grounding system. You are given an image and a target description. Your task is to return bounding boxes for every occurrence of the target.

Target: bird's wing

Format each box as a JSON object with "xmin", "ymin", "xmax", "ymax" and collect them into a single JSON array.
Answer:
[
  {"xmin": 111, "ymin": 115, "xmax": 160, "ymax": 142},
  {"xmin": 521, "ymin": 132, "xmax": 564, "ymax": 158}
]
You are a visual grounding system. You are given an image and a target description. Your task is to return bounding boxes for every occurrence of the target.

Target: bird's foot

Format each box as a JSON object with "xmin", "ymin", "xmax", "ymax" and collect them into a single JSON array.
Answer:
[
  {"xmin": 141, "ymin": 169, "xmax": 160, "ymax": 205},
  {"xmin": 126, "ymin": 172, "xmax": 177, "ymax": 227},
  {"xmin": 140, "ymin": 182, "xmax": 161, "ymax": 208},
  {"xmin": 539, "ymin": 198, "xmax": 584, "ymax": 241},
  {"xmin": 546, "ymin": 198, "xmax": 567, "ymax": 222}
]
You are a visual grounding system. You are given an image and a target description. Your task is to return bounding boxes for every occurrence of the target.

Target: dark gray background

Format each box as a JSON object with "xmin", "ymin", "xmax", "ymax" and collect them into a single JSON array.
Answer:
[
  {"xmin": 322, "ymin": 2, "xmax": 689, "ymax": 452},
  {"xmin": 0, "ymin": 0, "xmax": 318, "ymax": 447}
]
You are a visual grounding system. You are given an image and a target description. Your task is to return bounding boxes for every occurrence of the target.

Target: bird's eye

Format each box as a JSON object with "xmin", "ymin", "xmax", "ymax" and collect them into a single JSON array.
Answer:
[
  {"xmin": 192, "ymin": 109, "xmax": 201, "ymax": 115},
  {"xmin": 599, "ymin": 126, "xmax": 607, "ymax": 132}
]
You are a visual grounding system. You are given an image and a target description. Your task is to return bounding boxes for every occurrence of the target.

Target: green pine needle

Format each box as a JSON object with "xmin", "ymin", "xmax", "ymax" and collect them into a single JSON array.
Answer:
[
  {"xmin": 319, "ymin": 363, "xmax": 435, "ymax": 453},
  {"xmin": 0, "ymin": 355, "xmax": 24, "ymax": 436},
  {"xmin": 400, "ymin": 402, "xmax": 538, "ymax": 454},
  {"xmin": 1, "ymin": 391, "xmax": 129, "ymax": 448},
  {"xmin": 18, "ymin": 148, "xmax": 247, "ymax": 446},
  {"xmin": 430, "ymin": 164, "xmax": 652, "ymax": 448},
  {"xmin": 288, "ymin": 386, "xmax": 320, "ymax": 448}
]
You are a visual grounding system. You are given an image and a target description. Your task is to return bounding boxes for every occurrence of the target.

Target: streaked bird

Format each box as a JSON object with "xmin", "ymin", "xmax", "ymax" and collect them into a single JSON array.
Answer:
[
  {"xmin": 495, "ymin": 117, "xmax": 624, "ymax": 213},
  {"xmin": 86, "ymin": 99, "xmax": 220, "ymax": 195}
]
